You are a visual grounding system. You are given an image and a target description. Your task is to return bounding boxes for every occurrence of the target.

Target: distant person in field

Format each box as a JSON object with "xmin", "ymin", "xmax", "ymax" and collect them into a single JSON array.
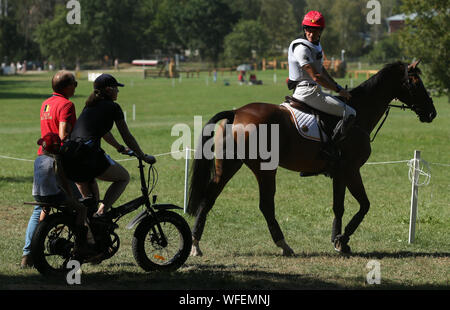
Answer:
[
  {"xmin": 60, "ymin": 74, "xmax": 155, "ymax": 219},
  {"xmin": 249, "ymin": 73, "xmax": 262, "ymax": 85},
  {"xmin": 238, "ymin": 71, "xmax": 246, "ymax": 85},
  {"xmin": 21, "ymin": 71, "xmax": 82, "ymax": 268},
  {"xmin": 287, "ymin": 10, "xmax": 355, "ymax": 141}
]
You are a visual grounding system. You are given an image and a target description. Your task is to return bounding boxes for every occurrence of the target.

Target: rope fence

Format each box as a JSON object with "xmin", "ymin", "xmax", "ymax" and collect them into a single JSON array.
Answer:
[
  {"xmin": 1, "ymin": 149, "xmax": 447, "ymax": 242},
  {"xmin": 1, "ymin": 152, "xmax": 448, "ymax": 167}
]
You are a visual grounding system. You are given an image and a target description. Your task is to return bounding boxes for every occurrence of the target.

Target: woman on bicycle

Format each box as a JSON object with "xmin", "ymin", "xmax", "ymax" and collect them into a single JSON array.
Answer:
[{"xmin": 61, "ymin": 74, "xmax": 155, "ymax": 217}]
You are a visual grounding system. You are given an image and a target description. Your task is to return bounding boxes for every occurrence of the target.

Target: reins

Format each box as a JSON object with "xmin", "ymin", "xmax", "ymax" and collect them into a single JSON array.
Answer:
[{"xmin": 370, "ymin": 103, "xmax": 412, "ymax": 142}]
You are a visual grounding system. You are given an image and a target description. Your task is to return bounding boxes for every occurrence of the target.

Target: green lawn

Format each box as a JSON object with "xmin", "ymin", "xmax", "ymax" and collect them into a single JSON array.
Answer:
[{"xmin": 0, "ymin": 68, "xmax": 448, "ymax": 289}]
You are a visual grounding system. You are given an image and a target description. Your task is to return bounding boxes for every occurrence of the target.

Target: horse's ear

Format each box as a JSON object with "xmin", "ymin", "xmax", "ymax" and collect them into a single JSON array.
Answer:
[{"xmin": 408, "ymin": 59, "xmax": 421, "ymax": 70}]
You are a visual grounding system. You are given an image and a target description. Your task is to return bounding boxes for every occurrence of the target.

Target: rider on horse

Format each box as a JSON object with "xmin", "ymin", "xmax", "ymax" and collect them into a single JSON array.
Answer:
[{"xmin": 287, "ymin": 11, "xmax": 356, "ymax": 145}]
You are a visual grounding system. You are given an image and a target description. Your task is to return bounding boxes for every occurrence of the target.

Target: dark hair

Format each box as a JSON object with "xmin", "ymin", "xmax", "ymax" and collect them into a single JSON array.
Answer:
[{"xmin": 85, "ymin": 88, "xmax": 113, "ymax": 107}]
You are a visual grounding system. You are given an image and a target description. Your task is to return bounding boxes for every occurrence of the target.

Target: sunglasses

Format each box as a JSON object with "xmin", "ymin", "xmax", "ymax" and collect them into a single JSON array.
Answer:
[{"xmin": 303, "ymin": 26, "xmax": 323, "ymax": 32}]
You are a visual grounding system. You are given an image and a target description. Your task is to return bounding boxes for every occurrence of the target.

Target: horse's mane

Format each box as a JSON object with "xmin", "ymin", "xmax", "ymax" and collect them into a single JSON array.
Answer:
[
  {"xmin": 343, "ymin": 61, "xmax": 408, "ymax": 111},
  {"xmin": 353, "ymin": 61, "xmax": 406, "ymax": 93}
]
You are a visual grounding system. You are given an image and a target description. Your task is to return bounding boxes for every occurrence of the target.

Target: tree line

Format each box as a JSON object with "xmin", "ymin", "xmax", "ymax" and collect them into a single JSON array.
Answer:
[
  {"xmin": 0, "ymin": 0, "xmax": 448, "ymax": 96},
  {"xmin": 1, "ymin": 0, "xmax": 403, "ymax": 65}
]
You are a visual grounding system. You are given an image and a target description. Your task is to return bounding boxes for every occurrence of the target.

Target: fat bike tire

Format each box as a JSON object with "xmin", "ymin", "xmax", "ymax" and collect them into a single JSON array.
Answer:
[
  {"xmin": 132, "ymin": 211, "xmax": 192, "ymax": 272},
  {"xmin": 31, "ymin": 213, "xmax": 75, "ymax": 276}
]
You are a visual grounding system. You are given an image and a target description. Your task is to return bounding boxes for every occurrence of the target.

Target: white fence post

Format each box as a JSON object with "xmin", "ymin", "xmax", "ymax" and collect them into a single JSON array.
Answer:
[{"xmin": 408, "ymin": 150, "xmax": 420, "ymax": 243}]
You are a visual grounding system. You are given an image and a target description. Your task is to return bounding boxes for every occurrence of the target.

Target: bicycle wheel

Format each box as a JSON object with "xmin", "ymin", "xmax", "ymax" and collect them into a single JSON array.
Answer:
[
  {"xmin": 132, "ymin": 211, "xmax": 192, "ymax": 272},
  {"xmin": 31, "ymin": 213, "xmax": 75, "ymax": 276}
]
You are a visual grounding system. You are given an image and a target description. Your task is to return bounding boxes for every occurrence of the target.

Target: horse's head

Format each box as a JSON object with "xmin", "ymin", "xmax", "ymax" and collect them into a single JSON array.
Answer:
[{"xmin": 395, "ymin": 60, "xmax": 437, "ymax": 123}]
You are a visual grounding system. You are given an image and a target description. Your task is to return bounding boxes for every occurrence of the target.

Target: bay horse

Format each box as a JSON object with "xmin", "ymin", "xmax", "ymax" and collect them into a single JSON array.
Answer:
[{"xmin": 187, "ymin": 61, "xmax": 436, "ymax": 256}]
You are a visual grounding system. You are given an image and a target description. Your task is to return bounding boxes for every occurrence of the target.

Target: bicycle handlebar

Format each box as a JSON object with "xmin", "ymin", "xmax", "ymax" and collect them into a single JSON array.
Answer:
[{"xmin": 123, "ymin": 150, "xmax": 156, "ymax": 165}]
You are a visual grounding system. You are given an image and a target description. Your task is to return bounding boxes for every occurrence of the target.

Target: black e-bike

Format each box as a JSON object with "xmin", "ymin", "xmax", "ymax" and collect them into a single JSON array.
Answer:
[{"xmin": 31, "ymin": 151, "xmax": 192, "ymax": 275}]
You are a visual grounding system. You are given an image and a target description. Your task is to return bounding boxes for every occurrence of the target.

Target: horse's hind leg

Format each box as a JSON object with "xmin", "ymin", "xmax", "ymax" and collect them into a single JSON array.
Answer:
[
  {"xmin": 252, "ymin": 168, "xmax": 294, "ymax": 256},
  {"xmin": 191, "ymin": 159, "xmax": 243, "ymax": 256}
]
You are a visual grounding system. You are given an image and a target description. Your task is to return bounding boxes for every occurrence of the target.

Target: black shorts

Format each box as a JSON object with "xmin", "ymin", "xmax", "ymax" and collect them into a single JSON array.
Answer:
[{"xmin": 60, "ymin": 140, "xmax": 111, "ymax": 182}]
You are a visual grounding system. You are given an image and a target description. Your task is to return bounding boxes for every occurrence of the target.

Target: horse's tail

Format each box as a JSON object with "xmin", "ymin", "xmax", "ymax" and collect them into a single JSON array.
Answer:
[{"xmin": 186, "ymin": 110, "xmax": 235, "ymax": 217}]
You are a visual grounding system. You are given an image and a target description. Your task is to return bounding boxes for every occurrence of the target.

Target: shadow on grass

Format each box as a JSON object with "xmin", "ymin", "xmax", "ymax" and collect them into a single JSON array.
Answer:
[
  {"xmin": 0, "ymin": 91, "xmax": 85, "ymax": 100},
  {"xmin": 0, "ymin": 176, "xmax": 33, "ymax": 184},
  {"xmin": 0, "ymin": 267, "xmax": 339, "ymax": 290},
  {"xmin": 348, "ymin": 251, "xmax": 450, "ymax": 259},
  {"xmin": 1, "ymin": 258, "xmax": 448, "ymax": 290},
  {"xmin": 0, "ymin": 92, "xmax": 49, "ymax": 100},
  {"xmin": 236, "ymin": 251, "xmax": 450, "ymax": 259}
]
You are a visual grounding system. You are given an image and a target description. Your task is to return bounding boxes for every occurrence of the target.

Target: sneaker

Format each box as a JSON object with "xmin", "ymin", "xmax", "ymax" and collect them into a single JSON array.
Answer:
[{"xmin": 20, "ymin": 255, "xmax": 33, "ymax": 269}]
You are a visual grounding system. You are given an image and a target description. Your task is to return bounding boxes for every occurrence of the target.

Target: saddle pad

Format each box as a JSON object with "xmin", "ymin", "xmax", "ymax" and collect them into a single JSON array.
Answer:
[{"xmin": 280, "ymin": 102, "xmax": 327, "ymax": 142}]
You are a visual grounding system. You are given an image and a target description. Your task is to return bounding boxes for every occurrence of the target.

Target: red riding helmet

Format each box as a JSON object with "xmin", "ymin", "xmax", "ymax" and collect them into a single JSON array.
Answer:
[{"xmin": 302, "ymin": 10, "xmax": 325, "ymax": 29}]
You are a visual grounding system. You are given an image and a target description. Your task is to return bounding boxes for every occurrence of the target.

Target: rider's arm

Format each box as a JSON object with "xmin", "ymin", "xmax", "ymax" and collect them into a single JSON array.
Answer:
[
  {"xmin": 321, "ymin": 66, "xmax": 339, "ymax": 89},
  {"xmin": 115, "ymin": 119, "xmax": 146, "ymax": 159},
  {"xmin": 303, "ymin": 64, "xmax": 352, "ymax": 100},
  {"xmin": 302, "ymin": 63, "xmax": 336, "ymax": 90},
  {"xmin": 103, "ymin": 131, "xmax": 125, "ymax": 152}
]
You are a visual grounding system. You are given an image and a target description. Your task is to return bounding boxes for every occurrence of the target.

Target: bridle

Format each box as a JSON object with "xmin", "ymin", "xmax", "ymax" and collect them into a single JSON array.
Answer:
[
  {"xmin": 370, "ymin": 70, "xmax": 418, "ymax": 143},
  {"xmin": 370, "ymin": 103, "xmax": 412, "ymax": 143}
]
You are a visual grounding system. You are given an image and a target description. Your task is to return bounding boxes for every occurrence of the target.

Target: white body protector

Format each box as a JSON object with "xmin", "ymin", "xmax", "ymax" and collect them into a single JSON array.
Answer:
[{"xmin": 288, "ymin": 38, "xmax": 355, "ymax": 118}]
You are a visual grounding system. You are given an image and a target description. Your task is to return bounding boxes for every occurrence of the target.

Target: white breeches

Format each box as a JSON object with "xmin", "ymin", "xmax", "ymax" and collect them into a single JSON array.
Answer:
[{"xmin": 293, "ymin": 85, "xmax": 356, "ymax": 119}]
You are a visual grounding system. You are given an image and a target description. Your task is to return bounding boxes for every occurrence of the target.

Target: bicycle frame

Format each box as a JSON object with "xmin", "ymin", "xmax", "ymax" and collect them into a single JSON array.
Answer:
[{"xmin": 110, "ymin": 154, "xmax": 183, "ymax": 247}]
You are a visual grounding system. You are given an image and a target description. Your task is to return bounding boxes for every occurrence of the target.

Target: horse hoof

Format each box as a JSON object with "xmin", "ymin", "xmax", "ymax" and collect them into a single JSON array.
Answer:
[
  {"xmin": 282, "ymin": 249, "xmax": 295, "ymax": 257},
  {"xmin": 333, "ymin": 235, "xmax": 351, "ymax": 254},
  {"xmin": 190, "ymin": 245, "xmax": 203, "ymax": 257},
  {"xmin": 276, "ymin": 239, "xmax": 295, "ymax": 257},
  {"xmin": 334, "ymin": 243, "xmax": 351, "ymax": 254}
]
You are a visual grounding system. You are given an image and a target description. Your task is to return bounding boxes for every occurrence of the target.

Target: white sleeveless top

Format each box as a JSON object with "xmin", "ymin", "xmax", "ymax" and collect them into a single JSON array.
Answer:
[{"xmin": 288, "ymin": 38, "xmax": 323, "ymax": 85}]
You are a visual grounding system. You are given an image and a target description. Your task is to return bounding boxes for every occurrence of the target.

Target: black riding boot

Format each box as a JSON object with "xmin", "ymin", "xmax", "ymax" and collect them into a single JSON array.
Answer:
[{"xmin": 332, "ymin": 114, "xmax": 356, "ymax": 143}]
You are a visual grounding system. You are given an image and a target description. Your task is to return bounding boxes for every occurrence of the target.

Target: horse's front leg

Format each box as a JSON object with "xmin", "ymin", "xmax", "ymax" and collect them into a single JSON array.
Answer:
[
  {"xmin": 331, "ymin": 172, "xmax": 346, "ymax": 245},
  {"xmin": 335, "ymin": 168, "xmax": 370, "ymax": 254}
]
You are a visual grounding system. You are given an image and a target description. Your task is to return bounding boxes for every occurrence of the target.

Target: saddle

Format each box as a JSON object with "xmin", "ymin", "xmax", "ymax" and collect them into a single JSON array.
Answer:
[
  {"xmin": 284, "ymin": 96, "xmax": 340, "ymax": 142},
  {"xmin": 284, "ymin": 96, "xmax": 343, "ymax": 177}
]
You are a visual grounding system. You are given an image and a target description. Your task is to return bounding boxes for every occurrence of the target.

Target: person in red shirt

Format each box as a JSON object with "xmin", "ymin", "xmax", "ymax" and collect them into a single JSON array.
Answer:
[
  {"xmin": 21, "ymin": 71, "xmax": 81, "ymax": 268},
  {"xmin": 38, "ymin": 71, "xmax": 77, "ymax": 154}
]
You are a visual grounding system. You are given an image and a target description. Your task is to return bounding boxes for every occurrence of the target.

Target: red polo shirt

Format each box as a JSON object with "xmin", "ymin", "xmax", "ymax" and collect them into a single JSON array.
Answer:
[{"xmin": 38, "ymin": 92, "xmax": 76, "ymax": 155}]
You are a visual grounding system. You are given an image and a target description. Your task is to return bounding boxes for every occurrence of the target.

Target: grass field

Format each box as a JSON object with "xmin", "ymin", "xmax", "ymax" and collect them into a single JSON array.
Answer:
[{"xmin": 0, "ymin": 67, "xmax": 449, "ymax": 290}]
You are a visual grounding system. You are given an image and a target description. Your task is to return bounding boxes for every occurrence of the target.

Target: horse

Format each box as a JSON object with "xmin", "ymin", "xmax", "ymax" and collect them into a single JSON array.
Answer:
[{"xmin": 186, "ymin": 60, "xmax": 436, "ymax": 256}]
